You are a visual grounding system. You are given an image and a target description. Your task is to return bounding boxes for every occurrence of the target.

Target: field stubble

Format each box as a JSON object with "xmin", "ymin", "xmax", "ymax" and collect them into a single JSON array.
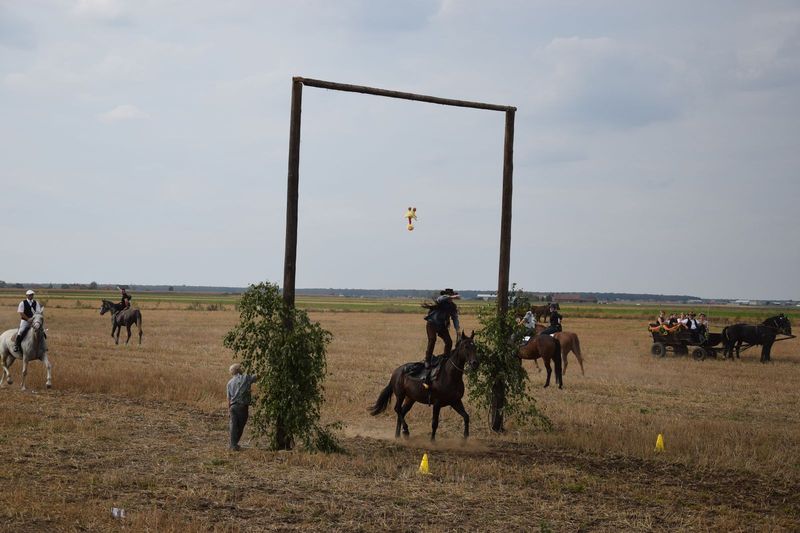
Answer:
[{"xmin": 0, "ymin": 303, "xmax": 798, "ymax": 531}]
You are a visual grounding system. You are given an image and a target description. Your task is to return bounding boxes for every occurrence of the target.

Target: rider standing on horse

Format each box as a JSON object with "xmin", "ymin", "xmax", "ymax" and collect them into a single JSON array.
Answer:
[
  {"xmin": 423, "ymin": 289, "xmax": 461, "ymax": 384},
  {"xmin": 14, "ymin": 290, "xmax": 40, "ymax": 354},
  {"xmin": 538, "ymin": 303, "xmax": 562, "ymax": 336}
]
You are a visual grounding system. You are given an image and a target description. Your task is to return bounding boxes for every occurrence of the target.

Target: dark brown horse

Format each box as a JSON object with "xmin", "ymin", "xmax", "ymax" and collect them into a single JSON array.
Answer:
[
  {"xmin": 100, "ymin": 299, "xmax": 143, "ymax": 345},
  {"xmin": 518, "ymin": 334, "xmax": 563, "ymax": 388},
  {"xmin": 532, "ymin": 303, "xmax": 559, "ymax": 323},
  {"xmin": 534, "ymin": 324, "xmax": 585, "ymax": 375},
  {"xmin": 369, "ymin": 331, "xmax": 478, "ymax": 440}
]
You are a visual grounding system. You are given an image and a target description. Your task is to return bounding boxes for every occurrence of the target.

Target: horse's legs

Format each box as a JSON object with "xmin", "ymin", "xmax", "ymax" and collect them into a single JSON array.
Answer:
[
  {"xmin": 20, "ymin": 356, "xmax": 28, "ymax": 391},
  {"xmin": 430, "ymin": 402, "xmax": 441, "ymax": 441},
  {"xmin": 0, "ymin": 354, "xmax": 9, "ymax": 386},
  {"xmin": 114, "ymin": 325, "xmax": 120, "ymax": 345},
  {"xmin": 562, "ymin": 348, "xmax": 569, "ymax": 375},
  {"xmin": 4, "ymin": 354, "xmax": 14, "ymax": 385},
  {"xmin": 393, "ymin": 394, "xmax": 405, "ymax": 439},
  {"xmin": 451, "ymin": 399, "xmax": 470, "ymax": 439},
  {"xmin": 543, "ymin": 357, "xmax": 552, "ymax": 388},
  {"xmin": 762, "ymin": 342, "xmax": 773, "ymax": 363},
  {"xmin": 125, "ymin": 325, "xmax": 132, "ymax": 345},
  {"xmin": 735, "ymin": 341, "xmax": 742, "ymax": 359},
  {"xmin": 43, "ymin": 353, "xmax": 52, "ymax": 389}
]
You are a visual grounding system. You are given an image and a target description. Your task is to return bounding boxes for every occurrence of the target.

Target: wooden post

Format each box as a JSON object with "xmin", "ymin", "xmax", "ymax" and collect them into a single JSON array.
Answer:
[
  {"xmin": 491, "ymin": 108, "xmax": 515, "ymax": 433},
  {"xmin": 283, "ymin": 78, "xmax": 303, "ymax": 311},
  {"xmin": 280, "ymin": 76, "xmax": 517, "ymax": 437}
]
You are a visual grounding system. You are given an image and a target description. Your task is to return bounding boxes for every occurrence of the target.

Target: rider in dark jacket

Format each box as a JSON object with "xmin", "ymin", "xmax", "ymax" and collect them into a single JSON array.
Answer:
[
  {"xmin": 119, "ymin": 287, "xmax": 131, "ymax": 311},
  {"xmin": 538, "ymin": 304, "xmax": 562, "ymax": 336},
  {"xmin": 423, "ymin": 288, "xmax": 461, "ymax": 387}
]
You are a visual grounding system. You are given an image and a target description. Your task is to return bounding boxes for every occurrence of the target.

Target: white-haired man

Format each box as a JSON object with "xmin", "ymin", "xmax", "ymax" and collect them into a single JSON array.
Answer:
[
  {"xmin": 14, "ymin": 290, "xmax": 40, "ymax": 355},
  {"xmin": 226, "ymin": 364, "xmax": 257, "ymax": 451}
]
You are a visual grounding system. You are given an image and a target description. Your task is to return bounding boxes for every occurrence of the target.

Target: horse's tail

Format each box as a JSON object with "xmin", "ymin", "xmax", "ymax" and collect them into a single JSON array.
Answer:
[
  {"xmin": 553, "ymin": 338, "xmax": 563, "ymax": 387},
  {"xmin": 572, "ymin": 335, "xmax": 585, "ymax": 375},
  {"xmin": 369, "ymin": 378, "xmax": 394, "ymax": 416}
]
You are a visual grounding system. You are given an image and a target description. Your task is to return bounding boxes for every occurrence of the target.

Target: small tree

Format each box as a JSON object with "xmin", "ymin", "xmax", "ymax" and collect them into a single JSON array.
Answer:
[
  {"xmin": 223, "ymin": 282, "xmax": 340, "ymax": 451},
  {"xmin": 468, "ymin": 303, "xmax": 551, "ymax": 432},
  {"xmin": 89, "ymin": 281, "xmax": 98, "ymax": 289}
]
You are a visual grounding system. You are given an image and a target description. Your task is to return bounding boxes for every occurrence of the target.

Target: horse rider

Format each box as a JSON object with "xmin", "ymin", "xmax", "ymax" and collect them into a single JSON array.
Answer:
[
  {"xmin": 538, "ymin": 303, "xmax": 562, "ymax": 336},
  {"xmin": 521, "ymin": 309, "xmax": 536, "ymax": 337},
  {"xmin": 119, "ymin": 286, "xmax": 131, "ymax": 311},
  {"xmin": 423, "ymin": 288, "xmax": 461, "ymax": 388},
  {"xmin": 14, "ymin": 289, "xmax": 41, "ymax": 355}
]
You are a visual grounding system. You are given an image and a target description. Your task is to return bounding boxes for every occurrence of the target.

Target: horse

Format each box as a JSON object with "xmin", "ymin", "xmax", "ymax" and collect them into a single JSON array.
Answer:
[
  {"xmin": 722, "ymin": 314, "xmax": 791, "ymax": 362},
  {"xmin": 532, "ymin": 303, "xmax": 559, "ymax": 323},
  {"xmin": 369, "ymin": 331, "xmax": 479, "ymax": 441},
  {"xmin": 534, "ymin": 324, "xmax": 585, "ymax": 375},
  {"xmin": 100, "ymin": 299, "xmax": 143, "ymax": 345},
  {"xmin": 0, "ymin": 309, "xmax": 52, "ymax": 390},
  {"xmin": 518, "ymin": 333, "xmax": 563, "ymax": 388}
]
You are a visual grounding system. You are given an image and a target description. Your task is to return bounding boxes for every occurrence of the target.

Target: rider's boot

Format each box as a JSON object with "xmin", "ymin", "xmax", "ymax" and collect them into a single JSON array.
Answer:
[
  {"xmin": 423, "ymin": 355, "xmax": 432, "ymax": 390},
  {"xmin": 13, "ymin": 334, "xmax": 22, "ymax": 354}
]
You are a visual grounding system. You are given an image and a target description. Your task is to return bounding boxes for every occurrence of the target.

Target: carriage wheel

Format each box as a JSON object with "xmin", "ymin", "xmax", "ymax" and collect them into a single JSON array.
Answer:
[
  {"xmin": 692, "ymin": 347, "xmax": 706, "ymax": 361},
  {"xmin": 651, "ymin": 343, "xmax": 666, "ymax": 358}
]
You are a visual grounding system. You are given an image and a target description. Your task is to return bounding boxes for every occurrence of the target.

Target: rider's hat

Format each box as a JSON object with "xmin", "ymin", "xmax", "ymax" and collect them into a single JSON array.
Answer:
[
  {"xmin": 441, "ymin": 288, "xmax": 456, "ymax": 296},
  {"xmin": 25, "ymin": 289, "xmax": 35, "ymax": 296}
]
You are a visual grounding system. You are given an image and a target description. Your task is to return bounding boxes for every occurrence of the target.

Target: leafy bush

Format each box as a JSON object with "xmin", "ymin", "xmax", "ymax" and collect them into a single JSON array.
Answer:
[
  {"xmin": 468, "ymin": 303, "xmax": 551, "ymax": 430},
  {"xmin": 223, "ymin": 282, "xmax": 340, "ymax": 452}
]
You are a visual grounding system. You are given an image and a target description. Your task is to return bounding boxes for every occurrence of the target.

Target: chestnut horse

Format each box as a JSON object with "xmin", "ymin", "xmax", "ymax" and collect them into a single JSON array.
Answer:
[
  {"xmin": 369, "ymin": 331, "xmax": 479, "ymax": 440},
  {"xmin": 534, "ymin": 324, "xmax": 585, "ymax": 375},
  {"xmin": 518, "ymin": 334, "xmax": 563, "ymax": 388}
]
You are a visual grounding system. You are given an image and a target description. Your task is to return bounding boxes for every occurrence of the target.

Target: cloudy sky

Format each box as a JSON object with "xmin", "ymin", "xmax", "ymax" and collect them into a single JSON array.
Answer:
[{"xmin": 1, "ymin": 1, "xmax": 798, "ymax": 299}]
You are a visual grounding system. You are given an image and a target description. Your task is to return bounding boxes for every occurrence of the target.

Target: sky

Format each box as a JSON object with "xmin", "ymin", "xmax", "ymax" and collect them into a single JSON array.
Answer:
[{"xmin": 1, "ymin": 1, "xmax": 798, "ymax": 300}]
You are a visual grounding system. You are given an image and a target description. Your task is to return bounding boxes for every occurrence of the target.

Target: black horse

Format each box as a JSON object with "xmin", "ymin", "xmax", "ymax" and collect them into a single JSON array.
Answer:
[
  {"xmin": 722, "ymin": 314, "xmax": 791, "ymax": 362},
  {"xmin": 100, "ymin": 299, "xmax": 144, "ymax": 345}
]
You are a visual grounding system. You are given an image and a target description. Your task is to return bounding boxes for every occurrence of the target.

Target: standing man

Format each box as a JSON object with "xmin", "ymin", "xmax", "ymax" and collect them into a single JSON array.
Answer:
[
  {"xmin": 14, "ymin": 290, "xmax": 40, "ymax": 354},
  {"xmin": 227, "ymin": 363, "xmax": 257, "ymax": 451},
  {"xmin": 422, "ymin": 288, "xmax": 461, "ymax": 387},
  {"xmin": 538, "ymin": 303, "xmax": 563, "ymax": 336}
]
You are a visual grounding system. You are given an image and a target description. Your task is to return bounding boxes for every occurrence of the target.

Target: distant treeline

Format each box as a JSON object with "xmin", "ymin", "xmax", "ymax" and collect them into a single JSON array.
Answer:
[{"xmin": 0, "ymin": 281, "xmax": 710, "ymax": 303}]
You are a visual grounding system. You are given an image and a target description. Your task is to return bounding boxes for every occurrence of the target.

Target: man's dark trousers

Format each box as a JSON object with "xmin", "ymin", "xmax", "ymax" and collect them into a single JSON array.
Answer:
[{"xmin": 229, "ymin": 403, "xmax": 249, "ymax": 449}]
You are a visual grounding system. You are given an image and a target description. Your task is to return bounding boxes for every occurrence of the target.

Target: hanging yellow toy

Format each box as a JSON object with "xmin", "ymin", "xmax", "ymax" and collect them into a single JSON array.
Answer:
[{"xmin": 404, "ymin": 206, "xmax": 417, "ymax": 231}]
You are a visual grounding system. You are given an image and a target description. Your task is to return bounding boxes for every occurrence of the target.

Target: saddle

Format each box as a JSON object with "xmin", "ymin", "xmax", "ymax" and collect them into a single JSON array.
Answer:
[{"xmin": 403, "ymin": 355, "xmax": 445, "ymax": 382}]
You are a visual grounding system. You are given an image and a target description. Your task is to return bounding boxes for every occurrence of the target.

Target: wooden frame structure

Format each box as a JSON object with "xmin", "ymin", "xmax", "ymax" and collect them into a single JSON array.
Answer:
[{"xmin": 282, "ymin": 76, "xmax": 516, "ymax": 430}]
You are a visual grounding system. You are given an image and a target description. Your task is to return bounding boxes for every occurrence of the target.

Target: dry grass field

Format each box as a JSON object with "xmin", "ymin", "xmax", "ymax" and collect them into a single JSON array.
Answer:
[{"xmin": 0, "ymin": 299, "xmax": 798, "ymax": 531}]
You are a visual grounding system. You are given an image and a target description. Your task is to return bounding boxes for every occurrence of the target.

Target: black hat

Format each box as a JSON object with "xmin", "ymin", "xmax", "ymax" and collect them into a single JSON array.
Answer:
[{"xmin": 441, "ymin": 288, "xmax": 456, "ymax": 296}]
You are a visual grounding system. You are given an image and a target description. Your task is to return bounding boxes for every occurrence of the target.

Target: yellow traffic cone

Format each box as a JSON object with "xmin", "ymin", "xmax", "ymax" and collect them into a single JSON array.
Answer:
[
  {"xmin": 655, "ymin": 433, "xmax": 665, "ymax": 452},
  {"xmin": 418, "ymin": 453, "xmax": 430, "ymax": 475}
]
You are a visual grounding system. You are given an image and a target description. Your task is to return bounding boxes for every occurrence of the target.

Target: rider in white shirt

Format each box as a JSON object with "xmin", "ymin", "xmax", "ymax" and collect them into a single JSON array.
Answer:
[{"xmin": 14, "ymin": 289, "xmax": 40, "ymax": 353}]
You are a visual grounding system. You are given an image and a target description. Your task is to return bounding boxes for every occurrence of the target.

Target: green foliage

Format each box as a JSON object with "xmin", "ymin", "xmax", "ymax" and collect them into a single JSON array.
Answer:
[
  {"xmin": 467, "ymin": 303, "xmax": 551, "ymax": 430},
  {"xmin": 508, "ymin": 282, "xmax": 532, "ymax": 316},
  {"xmin": 223, "ymin": 282, "xmax": 341, "ymax": 452}
]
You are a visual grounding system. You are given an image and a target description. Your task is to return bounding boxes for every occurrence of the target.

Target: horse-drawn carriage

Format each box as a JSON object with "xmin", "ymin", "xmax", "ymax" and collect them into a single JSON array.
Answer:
[
  {"xmin": 649, "ymin": 325, "xmax": 723, "ymax": 360},
  {"xmin": 649, "ymin": 314, "xmax": 793, "ymax": 362}
]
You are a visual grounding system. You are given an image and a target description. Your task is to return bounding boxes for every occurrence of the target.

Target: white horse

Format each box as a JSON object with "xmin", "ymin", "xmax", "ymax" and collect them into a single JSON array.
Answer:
[{"xmin": 0, "ymin": 309, "xmax": 52, "ymax": 390}]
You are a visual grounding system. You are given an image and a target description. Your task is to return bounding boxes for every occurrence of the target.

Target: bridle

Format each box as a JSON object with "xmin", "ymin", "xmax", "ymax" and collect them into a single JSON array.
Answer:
[{"xmin": 447, "ymin": 339, "xmax": 476, "ymax": 373}]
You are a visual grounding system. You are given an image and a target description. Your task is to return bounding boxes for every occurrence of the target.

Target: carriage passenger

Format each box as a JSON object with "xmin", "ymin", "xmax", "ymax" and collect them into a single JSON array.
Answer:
[
  {"xmin": 656, "ymin": 311, "xmax": 666, "ymax": 325},
  {"xmin": 13, "ymin": 290, "xmax": 40, "ymax": 354}
]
